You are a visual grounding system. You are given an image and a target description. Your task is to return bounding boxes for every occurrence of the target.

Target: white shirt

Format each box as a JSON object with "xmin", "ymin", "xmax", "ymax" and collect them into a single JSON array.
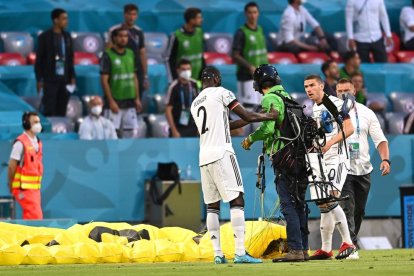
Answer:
[
  {"xmin": 400, "ymin": 6, "xmax": 414, "ymax": 43},
  {"xmin": 312, "ymin": 96, "xmax": 350, "ymax": 164},
  {"xmin": 346, "ymin": 0, "xmax": 392, "ymax": 42},
  {"xmin": 279, "ymin": 4, "xmax": 320, "ymax": 44},
  {"xmin": 10, "ymin": 132, "xmax": 39, "ymax": 164},
  {"xmin": 190, "ymin": 86, "xmax": 239, "ymax": 166},
  {"xmin": 78, "ymin": 116, "xmax": 118, "ymax": 140},
  {"xmin": 348, "ymin": 102, "xmax": 387, "ymax": 175}
]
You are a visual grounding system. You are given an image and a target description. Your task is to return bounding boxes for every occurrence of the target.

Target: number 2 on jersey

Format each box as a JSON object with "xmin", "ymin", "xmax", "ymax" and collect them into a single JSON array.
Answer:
[{"xmin": 197, "ymin": 106, "xmax": 209, "ymax": 134}]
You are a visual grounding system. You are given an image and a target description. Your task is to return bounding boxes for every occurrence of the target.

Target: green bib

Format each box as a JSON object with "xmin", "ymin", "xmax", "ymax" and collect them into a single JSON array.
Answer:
[
  {"xmin": 175, "ymin": 27, "xmax": 203, "ymax": 79},
  {"xmin": 239, "ymin": 25, "xmax": 268, "ymax": 70},
  {"xmin": 106, "ymin": 48, "xmax": 136, "ymax": 100}
]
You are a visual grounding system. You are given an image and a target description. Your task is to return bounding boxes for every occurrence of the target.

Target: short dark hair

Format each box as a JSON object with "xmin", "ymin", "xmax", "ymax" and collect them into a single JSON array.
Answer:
[
  {"xmin": 124, "ymin": 3, "xmax": 138, "ymax": 13},
  {"xmin": 304, "ymin": 74, "xmax": 323, "ymax": 83},
  {"xmin": 51, "ymin": 8, "xmax": 66, "ymax": 21},
  {"xmin": 184, "ymin": 7, "xmax": 202, "ymax": 23},
  {"xmin": 337, "ymin": 78, "xmax": 353, "ymax": 85},
  {"xmin": 177, "ymin": 58, "xmax": 191, "ymax": 68},
  {"xmin": 321, "ymin": 60, "xmax": 335, "ymax": 77},
  {"xmin": 201, "ymin": 66, "xmax": 221, "ymax": 86},
  {"xmin": 111, "ymin": 27, "xmax": 128, "ymax": 41},
  {"xmin": 244, "ymin": 2, "xmax": 259, "ymax": 12},
  {"xmin": 350, "ymin": 71, "xmax": 364, "ymax": 79},
  {"xmin": 343, "ymin": 50, "xmax": 358, "ymax": 64}
]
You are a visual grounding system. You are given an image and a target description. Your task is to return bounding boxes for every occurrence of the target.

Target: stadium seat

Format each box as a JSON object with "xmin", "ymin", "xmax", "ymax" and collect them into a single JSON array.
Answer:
[
  {"xmin": 0, "ymin": 52, "xmax": 26, "ymax": 65},
  {"xmin": 144, "ymin": 32, "xmax": 169, "ymax": 56},
  {"xmin": 147, "ymin": 54, "xmax": 164, "ymax": 65},
  {"xmin": 290, "ymin": 92, "xmax": 313, "ymax": 117},
  {"xmin": 74, "ymin": 52, "xmax": 99, "ymax": 65},
  {"xmin": 22, "ymin": 95, "xmax": 42, "ymax": 111},
  {"xmin": 204, "ymin": 33, "xmax": 233, "ymax": 54},
  {"xmin": 0, "ymin": 32, "xmax": 34, "ymax": 57},
  {"xmin": 135, "ymin": 115, "xmax": 148, "ymax": 138},
  {"xmin": 389, "ymin": 92, "xmax": 414, "ymax": 113},
  {"xmin": 66, "ymin": 95, "xmax": 83, "ymax": 121},
  {"xmin": 26, "ymin": 52, "xmax": 36, "ymax": 64},
  {"xmin": 204, "ymin": 52, "xmax": 233, "ymax": 65},
  {"xmin": 367, "ymin": 93, "xmax": 389, "ymax": 111},
  {"xmin": 152, "ymin": 94, "xmax": 167, "ymax": 114},
  {"xmin": 71, "ymin": 32, "xmax": 104, "ymax": 55},
  {"xmin": 297, "ymin": 52, "xmax": 329, "ymax": 64},
  {"xmin": 385, "ymin": 112, "xmax": 406, "ymax": 134},
  {"xmin": 147, "ymin": 114, "xmax": 169, "ymax": 137},
  {"xmin": 374, "ymin": 112, "xmax": 387, "ymax": 132},
  {"xmin": 267, "ymin": 32, "xmax": 279, "ymax": 51},
  {"xmin": 47, "ymin": 117, "xmax": 75, "ymax": 133},
  {"xmin": 396, "ymin": 51, "xmax": 414, "ymax": 63},
  {"xmin": 267, "ymin": 52, "xmax": 298, "ymax": 64},
  {"xmin": 334, "ymin": 32, "xmax": 348, "ymax": 56}
]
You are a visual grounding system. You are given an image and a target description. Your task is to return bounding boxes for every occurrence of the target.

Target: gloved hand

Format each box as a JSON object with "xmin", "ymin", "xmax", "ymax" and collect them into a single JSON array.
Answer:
[{"xmin": 241, "ymin": 137, "xmax": 253, "ymax": 150}]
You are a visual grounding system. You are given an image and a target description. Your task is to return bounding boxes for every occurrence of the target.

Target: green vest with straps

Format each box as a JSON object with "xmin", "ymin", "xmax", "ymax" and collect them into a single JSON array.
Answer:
[
  {"xmin": 248, "ymin": 85, "xmax": 290, "ymax": 155},
  {"xmin": 106, "ymin": 48, "xmax": 136, "ymax": 101},
  {"xmin": 175, "ymin": 27, "xmax": 204, "ymax": 79},
  {"xmin": 239, "ymin": 25, "xmax": 268, "ymax": 71}
]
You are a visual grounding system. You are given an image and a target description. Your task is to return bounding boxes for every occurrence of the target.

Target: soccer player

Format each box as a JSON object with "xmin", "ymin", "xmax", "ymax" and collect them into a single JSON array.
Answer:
[
  {"xmin": 190, "ymin": 66, "xmax": 277, "ymax": 264},
  {"xmin": 304, "ymin": 74, "xmax": 356, "ymax": 260}
]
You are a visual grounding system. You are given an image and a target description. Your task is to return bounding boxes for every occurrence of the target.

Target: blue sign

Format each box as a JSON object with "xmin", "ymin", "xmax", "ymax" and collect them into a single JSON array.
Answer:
[{"xmin": 403, "ymin": 195, "xmax": 414, "ymax": 248}]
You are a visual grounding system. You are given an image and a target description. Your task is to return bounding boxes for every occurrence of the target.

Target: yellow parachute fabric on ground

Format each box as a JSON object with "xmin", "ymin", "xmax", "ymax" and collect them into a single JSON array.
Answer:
[{"xmin": 0, "ymin": 221, "xmax": 287, "ymax": 265}]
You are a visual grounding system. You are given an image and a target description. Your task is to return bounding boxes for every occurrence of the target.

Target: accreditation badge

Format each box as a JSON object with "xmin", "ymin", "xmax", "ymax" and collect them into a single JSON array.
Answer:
[
  {"xmin": 179, "ymin": 110, "xmax": 191, "ymax": 126},
  {"xmin": 348, "ymin": 138, "xmax": 360, "ymax": 160}
]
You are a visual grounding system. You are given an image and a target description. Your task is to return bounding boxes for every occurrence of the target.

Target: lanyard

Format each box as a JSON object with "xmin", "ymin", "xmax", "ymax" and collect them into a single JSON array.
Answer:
[
  {"xmin": 180, "ymin": 84, "xmax": 193, "ymax": 110},
  {"xmin": 61, "ymin": 36, "xmax": 66, "ymax": 58},
  {"xmin": 354, "ymin": 104, "xmax": 360, "ymax": 137}
]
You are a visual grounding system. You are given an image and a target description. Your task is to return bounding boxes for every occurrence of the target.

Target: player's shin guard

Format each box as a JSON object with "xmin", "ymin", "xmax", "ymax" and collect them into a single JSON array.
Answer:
[
  {"xmin": 331, "ymin": 204, "xmax": 353, "ymax": 244},
  {"xmin": 230, "ymin": 206, "xmax": 246, "ymax": 256},
  {"xmin": 207, "ymin": 208, "xmax": 223, "ymax": 257}
]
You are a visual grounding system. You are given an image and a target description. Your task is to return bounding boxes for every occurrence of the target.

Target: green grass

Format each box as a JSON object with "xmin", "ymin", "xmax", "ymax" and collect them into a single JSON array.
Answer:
[{"xmin": 0, "ymin": 250, "xmax": 413, "ymax": 275}]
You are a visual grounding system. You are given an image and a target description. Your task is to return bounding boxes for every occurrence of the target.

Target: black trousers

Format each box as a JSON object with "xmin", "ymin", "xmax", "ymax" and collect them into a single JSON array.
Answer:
[
  {"xmin": 42, "ymin": 81, "xmax": 70, "ymax": 116},
  {"xmin": 339, "ymin": 173, "xmax": 371, "ymax": 245},
  {"xmin": 356, "ymin": 38, "xmax": 387, "ymax": 63},
  {"xmin": 403, "ymin": 37, "xmax": 414, "ymax": 51}
]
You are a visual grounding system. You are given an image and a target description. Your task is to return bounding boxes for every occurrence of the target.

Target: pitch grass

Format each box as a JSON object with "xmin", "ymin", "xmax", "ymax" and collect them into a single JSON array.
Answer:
[{"xmin": 0, "ymin": 249, "xmax": 413, "ymax": 275}]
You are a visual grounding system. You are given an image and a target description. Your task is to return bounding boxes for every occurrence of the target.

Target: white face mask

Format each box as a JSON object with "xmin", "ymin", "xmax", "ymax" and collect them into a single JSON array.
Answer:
[
  {"xmin": 31, "ymin": 123, "xmax": 42, "ymax": 134},
  {"xmin": 91, "ymin": 105, "xmax": 102, "ymax": 116},
  {"xmin": 179, "ymin": 69, "xmax": 192, "ymax": 81}
]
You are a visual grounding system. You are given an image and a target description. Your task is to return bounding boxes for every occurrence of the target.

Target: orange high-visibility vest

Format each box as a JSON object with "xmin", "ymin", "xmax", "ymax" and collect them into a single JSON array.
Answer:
[{"xmin": 12, "ymin": 134, "xmax": 43, "ymax": 190}]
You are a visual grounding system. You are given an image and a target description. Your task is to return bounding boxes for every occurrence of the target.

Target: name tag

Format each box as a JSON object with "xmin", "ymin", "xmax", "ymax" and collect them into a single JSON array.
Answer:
[
  {"xmin": 348, "ymin": 139, "xmax": 360, "ymax": 160},
  {"xmin": 179, "ymin": 110, "xmax": 191, "ymax": 126},
  {"xmin": 55, "ymin": 60, "xmax": 65, "ymax": 76}
]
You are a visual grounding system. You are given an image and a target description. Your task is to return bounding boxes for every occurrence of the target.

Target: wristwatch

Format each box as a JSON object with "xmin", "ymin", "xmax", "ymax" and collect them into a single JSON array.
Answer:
[{"xmin": 382, "ymin": 159, "xmax": 391, "ymax": 165}]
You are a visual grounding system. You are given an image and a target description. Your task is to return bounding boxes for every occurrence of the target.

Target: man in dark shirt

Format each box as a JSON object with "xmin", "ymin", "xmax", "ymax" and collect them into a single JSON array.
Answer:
[
  {"xmin": 107, "ymin": 3, "xmax": 148, "ymax": 100},
  {"xmin": 232, "ymin": 2, "xmax": 268, "ymax": 109},
  {"xmin": 166, "ymin": 7, "xmax": 205, "ymax": 82},
  {"xmin": 165, "ymin": 59, "xmax": 198, "ymax": 137},
  {"xmin": 35, "ymin": 8, "xmax": 76, "ymax": 116},
  {"xmin": 321, "ymin": 60, "xmax": 339, "ymax": 96}
]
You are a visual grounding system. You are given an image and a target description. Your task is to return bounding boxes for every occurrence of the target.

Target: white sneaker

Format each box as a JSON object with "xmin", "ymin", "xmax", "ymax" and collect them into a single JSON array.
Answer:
[{"xmin": 346, "ymin": 250, "xmax": 359, "ymax": 260}]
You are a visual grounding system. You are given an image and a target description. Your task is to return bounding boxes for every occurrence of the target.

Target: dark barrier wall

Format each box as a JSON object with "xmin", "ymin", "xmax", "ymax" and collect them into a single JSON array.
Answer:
[{"xmin": 0, "ymin": 136, "xmax": 411, "ymax": 222}]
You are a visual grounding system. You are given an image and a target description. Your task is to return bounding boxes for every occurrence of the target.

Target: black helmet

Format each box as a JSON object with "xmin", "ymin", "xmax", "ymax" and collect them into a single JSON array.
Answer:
[{"xmin": 253, "ymin": 64, "xmax": 281, "ymax": 93}]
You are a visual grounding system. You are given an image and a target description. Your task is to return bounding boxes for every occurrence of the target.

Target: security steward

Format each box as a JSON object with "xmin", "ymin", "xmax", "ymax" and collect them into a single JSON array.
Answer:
[
  {"xmin": 8, "ymin": 112, "xmax": 44, "ymax": 219},
  {"xmin": 240, "ymin": 64, "xmax": 309, "ymax": 262}
]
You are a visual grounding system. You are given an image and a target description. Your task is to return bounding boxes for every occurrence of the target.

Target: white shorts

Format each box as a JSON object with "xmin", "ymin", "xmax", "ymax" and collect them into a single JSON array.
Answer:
[
  {"xmin": 200, "ymin": 151, "xmax": 244, "ymax": 204},
  {"xmin": 308, "ymin": 153, "xmax": 349, "ymax": 200},
  {"xmin": 105, "ymin": 108, "xmax": 138, "ymax": 130},
  {"xmin": 237, "ymin": 80, "xmax": 262, "ymax": 106}
]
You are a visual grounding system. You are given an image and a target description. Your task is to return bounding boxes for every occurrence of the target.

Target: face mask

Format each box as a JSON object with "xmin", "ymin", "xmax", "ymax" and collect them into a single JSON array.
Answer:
[
  {"xmin": 91, "ymin": 105, "xmax": 102, "ymax": 116},
  {"xmin": 179, "ymin": 70, "xmax": 192, "ymax": 81},
  {"xmin": 31, "ymin": 123, "xmax": 42, "ymax": 134}
]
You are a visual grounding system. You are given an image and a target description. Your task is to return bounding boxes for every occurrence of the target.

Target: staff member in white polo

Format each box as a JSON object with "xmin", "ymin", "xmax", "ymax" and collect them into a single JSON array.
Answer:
[{"xmin": 336, "ymin": 78, "xmax": 390, "ymax": 259}]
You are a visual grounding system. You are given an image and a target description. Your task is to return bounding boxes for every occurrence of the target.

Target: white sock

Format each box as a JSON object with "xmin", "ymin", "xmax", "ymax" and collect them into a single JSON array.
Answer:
[
  {"xmin": 320, "ymin": 211, "xmax": 335, "ymax": 252},
  {"xmin": 206, "ymin": 209, "xmax": 222, "ymax": 257},
  {"xmin": 331, "ymin": 205, "xmax": 353, "ymax": 245},
  {"xmin": 230, "ymin": 207, "xmax": 246, "ymax": 256}
]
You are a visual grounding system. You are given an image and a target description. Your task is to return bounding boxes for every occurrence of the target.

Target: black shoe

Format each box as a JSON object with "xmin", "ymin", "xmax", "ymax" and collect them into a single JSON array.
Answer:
[{"xmin": 272, "ymin": 250, "xmax": 304, "ymax": 262}]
